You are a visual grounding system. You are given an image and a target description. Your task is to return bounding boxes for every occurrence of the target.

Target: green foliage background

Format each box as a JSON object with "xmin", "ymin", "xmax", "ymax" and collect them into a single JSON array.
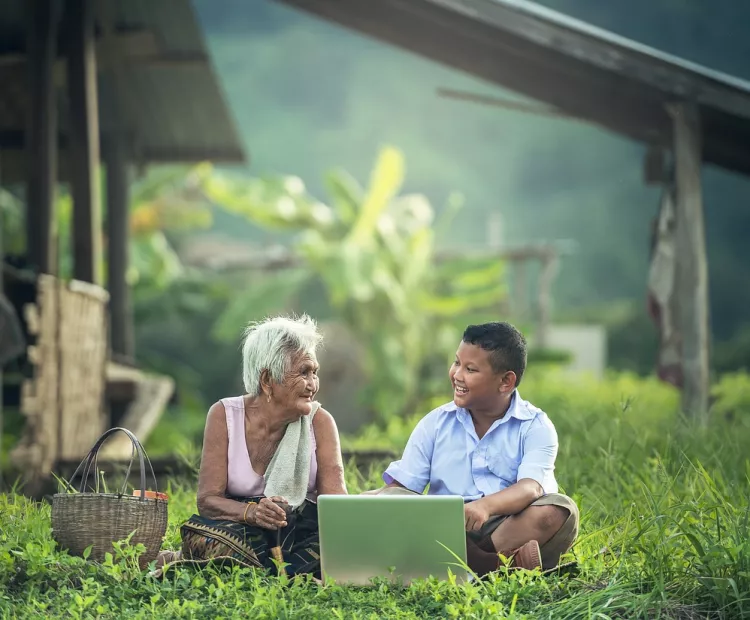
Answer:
[{"xmin": 190, "ymin": 0, "xmax": 750, "ymax": 352}]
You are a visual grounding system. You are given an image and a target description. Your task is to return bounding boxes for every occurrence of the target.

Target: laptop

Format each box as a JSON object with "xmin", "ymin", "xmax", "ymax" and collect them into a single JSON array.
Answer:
[{"xmin": 317, "ymin": 494, "xmax": 469, "ymax": 586}]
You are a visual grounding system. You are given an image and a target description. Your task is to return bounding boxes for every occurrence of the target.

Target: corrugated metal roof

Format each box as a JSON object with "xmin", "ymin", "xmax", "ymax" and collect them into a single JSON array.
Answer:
[
  {"xmin": 278, "ymin": 0, "xmax": 750, "ymax": 176},
  {"xmin": 482, "ymin": 0, "xmax": 750, "ymax": 94},
  {"xmin": 98, "ymin": 0, "xmax": 245, "ymax": 163},
  {"xmin": 112, "ymin": 0, "xmax": 208, "ymax": 54},
  {"xmin": 0, "ymin": 0, "xmax": 246, "ymax": 173},
  {"xmin": 447, "ymin": 0, "xmax": 750, "ymax": 113}
]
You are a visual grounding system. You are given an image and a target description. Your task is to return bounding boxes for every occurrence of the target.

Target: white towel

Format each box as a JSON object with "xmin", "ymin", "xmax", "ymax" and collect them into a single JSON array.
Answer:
[{"xmin": 263, "ymin": 401, "xmax": 320, "ymax": 509}]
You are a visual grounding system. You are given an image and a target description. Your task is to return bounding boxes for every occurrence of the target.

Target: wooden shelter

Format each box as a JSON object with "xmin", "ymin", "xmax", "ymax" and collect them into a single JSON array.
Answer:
[
  {"xmin": 277, "ymin": 0, "xmax": 750, "ymax": 420},
  {"xmin": 0, "ymin": 0, "xmax": 245, "ymax": 488}
]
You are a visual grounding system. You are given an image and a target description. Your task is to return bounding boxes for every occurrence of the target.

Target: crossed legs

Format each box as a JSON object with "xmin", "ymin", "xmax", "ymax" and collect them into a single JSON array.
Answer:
[
  {"xmin": 489, "ymin": 504, "xmax": 569, "ymax": 552},
  {"xmin": 467, "ymin": 496, "xmax": 579, "ymax": 575}
]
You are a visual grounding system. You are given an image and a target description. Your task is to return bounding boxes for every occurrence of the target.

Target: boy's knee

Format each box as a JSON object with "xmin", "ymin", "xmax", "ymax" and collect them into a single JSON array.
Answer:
[{"xmin": 531, "ymin": 504, "xmax": 568, "ymax": 534}]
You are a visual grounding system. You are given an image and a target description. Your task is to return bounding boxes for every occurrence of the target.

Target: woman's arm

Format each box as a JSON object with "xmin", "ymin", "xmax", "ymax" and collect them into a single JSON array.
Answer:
[
  {"xmin": 195, "ymin": 402, "xmax": 302, "ymax": 529},
  {"xmin": 196, "ymin": 402, "xmax": 286, "ymax": 530},
  {"xmin": 196, "ymin": 402, "xmax": 252, "ymax": 521},
  {"xmin": 313, "ymin": 408, "xmax": 347, "ymax": 495}
]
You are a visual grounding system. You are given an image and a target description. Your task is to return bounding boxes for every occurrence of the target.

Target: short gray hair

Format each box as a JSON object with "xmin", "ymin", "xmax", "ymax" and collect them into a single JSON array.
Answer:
[{"xmin": 241, "ymin": 314, "xmax": 323, "ymax": 396}]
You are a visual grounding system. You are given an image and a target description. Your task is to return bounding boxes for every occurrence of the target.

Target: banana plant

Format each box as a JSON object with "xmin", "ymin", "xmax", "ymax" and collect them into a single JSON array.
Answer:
[{"xmin": 199, "ymin": 146, "xmax": 507, "ymax": 418}]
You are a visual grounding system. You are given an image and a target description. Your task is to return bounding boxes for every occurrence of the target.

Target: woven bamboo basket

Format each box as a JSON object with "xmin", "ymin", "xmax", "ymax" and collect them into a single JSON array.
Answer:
[{"xmin": 51, "ymin": 427, "xmax": 168, "ymax": 568}]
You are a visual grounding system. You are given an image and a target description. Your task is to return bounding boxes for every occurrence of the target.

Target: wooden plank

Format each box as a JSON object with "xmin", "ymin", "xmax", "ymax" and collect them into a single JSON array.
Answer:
[
  {"xmin": 12, "ymin": 275, "xmax": 59, "ymax": 479},
  {"xmin": 536, "ymin": 255, "xmax": 559, "ymax": 349},
  {"xmin": 98, "ymin": 375, "xmax": 175, "ymax": 460},
  {"xmin": 431, "ymin": 0, "xmax": 750, "ymax": 119},
  {"xmin": 58, "ymin": 280, "xmax": 108, "ymax": 459},
  {"xmin": 25, "ymin": 0, "xmax": 58, "ymax": 275},
  {"xmin": 0, "ymin": 48, "xmax": 208, "ymax": 74},
  {"xmin": 193, "ymin": 243, "xmax": 567, "ymax": 273},
  {"xmin": 436, "ymin": 87, "xmax": 579, "ymax": 120},
  {"xmin": 66, "ymin": 0, "xmax": 102, "ymax": 285},
  {"xmin": 13, "ymin": 274, "xmax": 110, "ymax": 478},
  {"xmin": 137, "ymin": 146, "xmax": 247, "ymax": 163},
  {"xmin": 104, "ymin": 140, "xmax": 134, "ymax": 359},
  {"xmin": 105, "ymin": 379, "xmax": 138, "ymax": 403},
  {"xmin": 94, "ymin": 28, "xmax": 160, "ymax": 65},
  {"xmin": 23, "ymin": 303, "xmax": 40, "ymax": 335},
  {"xmin": 668, "ymin": 102, "xmax": 709, "ymax": 421},
  {"xmin": 68, "ymin": 278, "xmax": 110, "ymax": 302},
  {"xmin": 514, "ymin": 262, "xmax": 528, "ymax": 318}
]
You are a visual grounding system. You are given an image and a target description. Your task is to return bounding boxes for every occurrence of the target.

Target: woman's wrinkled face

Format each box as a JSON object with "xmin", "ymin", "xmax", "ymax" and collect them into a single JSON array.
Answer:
[
  {"xmin": 274, "ymin": 352, "xmax": 320, "ymax": 418},
  {"xmin": 449, "ymin": 341, "xmax": 512, "ymax": 412}
]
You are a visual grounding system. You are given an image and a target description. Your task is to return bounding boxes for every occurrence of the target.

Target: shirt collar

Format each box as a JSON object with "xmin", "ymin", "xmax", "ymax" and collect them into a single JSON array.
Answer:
[
  {"xmin": 507, "ymin": 390, "xmax": 536, "ymax": 421},
  {"xmin": 451, "ymin": 389, "xmax": 535, "ymax": 425}
]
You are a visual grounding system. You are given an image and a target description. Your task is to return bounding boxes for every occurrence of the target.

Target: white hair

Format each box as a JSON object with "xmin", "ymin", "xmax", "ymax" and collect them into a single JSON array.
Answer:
[{"xmin": 241, "ymin": 314, "xmax": 322, "ymax": 397}]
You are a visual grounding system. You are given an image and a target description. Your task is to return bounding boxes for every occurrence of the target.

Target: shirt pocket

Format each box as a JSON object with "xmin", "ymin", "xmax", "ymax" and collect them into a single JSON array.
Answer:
[{"xmin": 486, "ymin": 453, "xmax": 519, "ymax": 488}]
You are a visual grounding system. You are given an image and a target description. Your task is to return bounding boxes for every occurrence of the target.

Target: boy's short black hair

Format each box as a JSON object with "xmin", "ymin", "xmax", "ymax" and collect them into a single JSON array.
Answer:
[{"xmin": 462, "ymin": 322, "xmax": 527, "ymax": 386}]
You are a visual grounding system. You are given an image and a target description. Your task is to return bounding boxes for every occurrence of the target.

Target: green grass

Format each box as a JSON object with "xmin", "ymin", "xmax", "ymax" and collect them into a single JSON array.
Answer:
[{"xmin": 1, "ymin": 369, "xmax": 749, "ymax": 619}]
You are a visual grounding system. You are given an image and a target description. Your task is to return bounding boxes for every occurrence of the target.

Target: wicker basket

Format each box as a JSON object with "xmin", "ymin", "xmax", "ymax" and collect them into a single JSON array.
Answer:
[{"xmin": 51, "ymin": 427, "xmax": 168, "ymax": 568}]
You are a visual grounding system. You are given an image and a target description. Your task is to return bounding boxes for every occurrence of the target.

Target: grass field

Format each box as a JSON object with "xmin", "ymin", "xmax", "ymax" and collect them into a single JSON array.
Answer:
[{"xmin": 1, "ymin": 370, "xmax": 749, "ymax": 619}]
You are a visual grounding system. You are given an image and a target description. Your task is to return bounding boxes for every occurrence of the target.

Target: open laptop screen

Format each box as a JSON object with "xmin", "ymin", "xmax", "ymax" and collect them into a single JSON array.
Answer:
[{"xmin": 317, "ymin": 494, "xmax": 468, "ymax": 586}]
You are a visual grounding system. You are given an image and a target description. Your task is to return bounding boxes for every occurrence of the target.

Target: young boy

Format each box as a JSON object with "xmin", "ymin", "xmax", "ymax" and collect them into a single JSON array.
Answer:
[{"xmin": 373, "ymin": 322, "xmax": 578, "ymax": 574}]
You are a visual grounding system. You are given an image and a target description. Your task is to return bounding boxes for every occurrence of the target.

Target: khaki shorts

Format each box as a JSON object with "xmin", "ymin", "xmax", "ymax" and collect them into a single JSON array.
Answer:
[
  {"xmin": 375, "ymin": 487, "xmax": 579, "ymax": 570},
  {"xmin": 468, "ymin": 493, "xmax": 579, "ymax": 570}
]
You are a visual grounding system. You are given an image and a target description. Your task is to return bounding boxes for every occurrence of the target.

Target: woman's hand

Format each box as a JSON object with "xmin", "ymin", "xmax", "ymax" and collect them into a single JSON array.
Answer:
[
  {"xmin": 464, "ymin": 498, "xmax": 491, "ymax": 532},
  {"xmin": 250, "ymin": 496, "xmax": 289, "ymax": 530}
]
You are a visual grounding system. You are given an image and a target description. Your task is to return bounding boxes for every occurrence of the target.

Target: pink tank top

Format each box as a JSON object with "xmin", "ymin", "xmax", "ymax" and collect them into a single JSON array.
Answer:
[{"xmin": 223, "ymin": 396, "xmax": 318, "ymax": 501}]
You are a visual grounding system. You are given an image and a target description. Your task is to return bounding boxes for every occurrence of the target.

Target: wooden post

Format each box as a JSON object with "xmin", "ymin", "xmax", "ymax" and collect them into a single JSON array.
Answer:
[
  {"xmin": 668, "ymin": 102, "xmax": 709, "ymax": 421},
  {"xmin": 486, "ymin": 213, "xmax": 503, "ymax": 249},
  {"xmin": 515, "ymin": 261, "xmax": 528, "ymax": 318},
  {"xmin": 66, "ymin": 0, "xmax": 102, "ymax": 285},
  {"xmin": 104, "ymin": 139, "xmax": 134, "ymax": 359},
  {"xmin": 26, "ymin": 0, "xmax": 58, "ymax": 275},
  {"xmin": 486, "ymin": 213, "xmax": 511, "ymax": 316},
  {"xmin": 0, "ymin": 160, "xmax": 4, "ymax": 491},
  {"xmin": 536, "ymin": 253, "xmax": 558, "ymax": 350}
]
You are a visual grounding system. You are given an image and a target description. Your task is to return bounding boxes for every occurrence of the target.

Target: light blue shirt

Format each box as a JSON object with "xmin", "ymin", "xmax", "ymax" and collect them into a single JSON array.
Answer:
[{"xmin": 383, "ymin": 391, "xmax": 559, "ymax": 501}]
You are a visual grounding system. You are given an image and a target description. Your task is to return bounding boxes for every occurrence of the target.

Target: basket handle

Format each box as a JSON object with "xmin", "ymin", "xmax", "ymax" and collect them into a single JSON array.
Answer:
[{"xmin": 68, "ymin": 427, "xmax": 158, "ymax": 500}]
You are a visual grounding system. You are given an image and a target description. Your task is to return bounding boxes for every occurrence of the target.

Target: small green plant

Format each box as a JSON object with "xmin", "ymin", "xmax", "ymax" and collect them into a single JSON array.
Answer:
[{"xmin": 51, "ymin": 472, "xmax": 78, "ymax": 494}]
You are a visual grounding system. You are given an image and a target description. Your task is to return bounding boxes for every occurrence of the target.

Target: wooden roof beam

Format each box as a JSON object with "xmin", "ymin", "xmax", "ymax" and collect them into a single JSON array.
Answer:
[
  {"xmin": 0, "ymin": 30, "xmax": 209, "ymax": 74},
  {"xmin": 277, "ymin": 0, "xmax": 750, "ymax": 176}
]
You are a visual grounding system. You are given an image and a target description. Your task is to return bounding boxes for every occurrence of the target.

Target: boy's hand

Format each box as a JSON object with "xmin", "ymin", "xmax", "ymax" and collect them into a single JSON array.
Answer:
[
  {"xmin": 360, "ymin": 488, "xmax": 384, "ymax": 495},
  {"xmin": 464, "ymin": 498, "xmax": 491, "ymax": 532}
]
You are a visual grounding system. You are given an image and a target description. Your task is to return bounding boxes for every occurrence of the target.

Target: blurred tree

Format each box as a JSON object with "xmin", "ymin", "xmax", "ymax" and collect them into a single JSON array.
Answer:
[{"xmin": 198, "ymin": 146, "xmax": 507, "ymax": 417}]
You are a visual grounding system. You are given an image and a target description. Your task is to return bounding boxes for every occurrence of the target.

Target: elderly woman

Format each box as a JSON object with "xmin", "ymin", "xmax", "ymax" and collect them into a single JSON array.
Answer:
[
  {"xmin": 367, "ymin": 322, "xmax": 579, "ymax": 576},
  {"xmin": 159, "ymin": 314, "xmax": 347, "ymax": 577}
]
